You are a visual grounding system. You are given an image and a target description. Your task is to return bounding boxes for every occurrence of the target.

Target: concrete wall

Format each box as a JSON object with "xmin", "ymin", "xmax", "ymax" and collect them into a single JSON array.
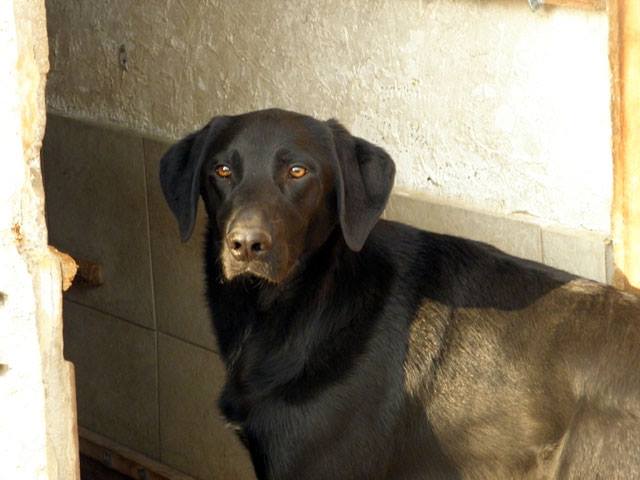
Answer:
[
  {"xmin": 45, "ymin": 0, "xmax": 612, "ymax": 234},
  {"xmin": 0, "ymin": 1, "xmax": 79, "ymax": 479}
]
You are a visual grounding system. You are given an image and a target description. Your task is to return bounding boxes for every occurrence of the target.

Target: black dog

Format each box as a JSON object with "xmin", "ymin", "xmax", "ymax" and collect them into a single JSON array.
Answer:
[{"xmin": 160, "ymin": 108, "xmax": 640, "ymax": 479}]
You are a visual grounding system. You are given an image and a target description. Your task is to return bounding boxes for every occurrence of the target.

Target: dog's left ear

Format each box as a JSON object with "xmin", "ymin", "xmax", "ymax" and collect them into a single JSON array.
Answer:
[
  {"xmin": 160, "ymin": 116, "xmax": 231, "ymax": 242},
  {"xmin": 327, "ymin": 120, "xmax": 396, "ymax": 252}
]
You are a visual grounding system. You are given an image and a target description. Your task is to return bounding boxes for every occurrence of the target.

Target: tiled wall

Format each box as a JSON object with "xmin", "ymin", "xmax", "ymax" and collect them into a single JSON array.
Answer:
[
  {"xmin": 42, "ymin": 115, "xmax": 255, "ymax": 480},
  {"xmin": 383, "ymin": 194, "xmax": 613, "ymax": 284},
  {"xmin": 41, "ymin": 114, "xmax": 613, "ymax": 479}
]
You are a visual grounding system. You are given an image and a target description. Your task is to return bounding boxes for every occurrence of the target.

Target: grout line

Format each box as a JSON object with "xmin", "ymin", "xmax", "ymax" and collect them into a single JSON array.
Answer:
[
  {"xmin": 604, "ymin": 239, "xmax": 614, "ymax": 285},
  {"xmin": 539, "ymin": 226, "xmax": 546, "ymax": 265},
  {"xmin": 64, "ymin": 299, "xmax": 156, "ymax": 333},
  {"xmin": 64, "ymin": 298, "xmax": 220, "ymax": 355},
  {"xmin": 156, "ymin": 330, "xmax": 220, "ymax": 355},
  {"xmin": 141, "ymin": 137, "xmax": 162, "ymax": 459},
  {"xmin": 141, "ymin": 138, "xmax": 158, "ymax": 332}
]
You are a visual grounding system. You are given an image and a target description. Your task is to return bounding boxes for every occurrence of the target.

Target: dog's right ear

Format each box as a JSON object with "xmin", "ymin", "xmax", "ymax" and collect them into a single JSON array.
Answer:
[{"xmin": 159, "ymin": 116, "xmax": 231, "ymax": 242}]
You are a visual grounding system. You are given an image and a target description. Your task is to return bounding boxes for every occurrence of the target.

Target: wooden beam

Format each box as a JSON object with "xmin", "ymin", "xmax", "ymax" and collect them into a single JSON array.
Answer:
[
  {"xmin": 610, "ymin": 0, "xmax": 640, "ymax": 292},
  {"xmin": 79, "ymin": 428, "xmax": 196, "ymax": 480},
  {"xmin": 74, "ymin": 258, "xmax": 104, "ymax": 287}
]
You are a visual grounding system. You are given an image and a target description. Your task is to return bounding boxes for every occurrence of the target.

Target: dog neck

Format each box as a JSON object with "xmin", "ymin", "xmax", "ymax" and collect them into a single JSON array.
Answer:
[{"xmin": 205, "ymin": 221, "xmax": 393, "ymax": 404}]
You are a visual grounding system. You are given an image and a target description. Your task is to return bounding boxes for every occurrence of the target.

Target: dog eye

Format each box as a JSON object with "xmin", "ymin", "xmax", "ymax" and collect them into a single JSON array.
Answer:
[
  {"xmin": 215, "ymin": 165, "xmax": 232, "ymax": 178},
  {"xmin": 288, "ymin": 166, "xmax": 308, "ymax": 179}
]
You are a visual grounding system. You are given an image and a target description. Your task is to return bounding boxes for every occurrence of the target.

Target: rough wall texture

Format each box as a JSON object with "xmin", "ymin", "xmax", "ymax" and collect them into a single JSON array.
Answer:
[
  {"xmin": 45, "ymin": 0, "xmax": 612, "ymax": 233},
  {"xmin": 0, "ymin": 0, "xmax": 79, "ymax": 478}
]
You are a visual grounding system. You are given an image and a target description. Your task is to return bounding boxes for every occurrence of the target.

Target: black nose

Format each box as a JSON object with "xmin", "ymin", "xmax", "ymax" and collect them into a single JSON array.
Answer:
[{"xmin": 226, "ymin": 228, "xmax": 273, "ymax": 262}]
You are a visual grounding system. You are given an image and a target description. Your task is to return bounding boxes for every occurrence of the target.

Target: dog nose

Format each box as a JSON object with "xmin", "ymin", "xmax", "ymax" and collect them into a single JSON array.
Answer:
[{"xmin": 226, "ymin": 228, "xmax": 272, "ymax": 261}]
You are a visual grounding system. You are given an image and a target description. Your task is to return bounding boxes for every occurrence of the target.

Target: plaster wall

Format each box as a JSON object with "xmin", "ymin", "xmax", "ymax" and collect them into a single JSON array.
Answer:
[
  {"xmin": 45, "ymin": 0, "xmax": 612, "ymax": 233},
  {"xmin": 0, "ymin": 0, "xmax": 79, "ymax": 479}
]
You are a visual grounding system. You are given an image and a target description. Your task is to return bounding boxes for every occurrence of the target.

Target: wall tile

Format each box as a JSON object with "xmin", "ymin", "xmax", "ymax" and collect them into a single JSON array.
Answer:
[
  {"xmin": 385, "ymin": 193, "xmax": 543, "ymax": 262},
  {"xmin": 158, "ymin": 334, "xmax": 255, "ymax": 480},
  {"xmin": 63, "ymin": 300, "xmax": 159, "ymax": 458},
  {"xmin": 542, "ymin": 227, "xmax": 610, "ymax": 283},
  {"xmin": 42, "ymin": 114, "xmax": 154, "ymax": 328},
  {"xmin": 144, "ymin": 140, "xmax": 216, "ymax": 350},
  {"xmin": 144, "ymin": 138, "xmax": 218, "ymax": 351}
]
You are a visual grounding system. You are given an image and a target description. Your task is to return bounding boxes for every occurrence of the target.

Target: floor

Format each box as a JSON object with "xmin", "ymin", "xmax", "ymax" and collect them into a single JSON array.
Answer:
[{"xmin": 80, "ymin": 455, "xmax": 132, "ymax": 480}]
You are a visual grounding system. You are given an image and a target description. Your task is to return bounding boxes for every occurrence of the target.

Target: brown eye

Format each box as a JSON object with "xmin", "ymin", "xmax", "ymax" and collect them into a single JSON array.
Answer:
[
  {"xmin": 215, "ymin": 165, "xmax": 232, "ymax": 178},
  {"xmin": 289, "ymin": 165, "xmax": 308, "ymax": 179}
]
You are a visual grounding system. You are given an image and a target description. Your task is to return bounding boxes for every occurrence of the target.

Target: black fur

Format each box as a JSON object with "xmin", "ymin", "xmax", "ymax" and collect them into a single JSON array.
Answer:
[{"xmin": 160, "ymin": 108, "xmax": 640, "ymax": 479}]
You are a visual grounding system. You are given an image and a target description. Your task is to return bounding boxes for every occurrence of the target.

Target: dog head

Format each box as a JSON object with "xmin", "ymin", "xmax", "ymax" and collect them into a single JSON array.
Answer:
[{"xmin": 160, "ymin": 108, "xmax": 395, "ymax": 284}]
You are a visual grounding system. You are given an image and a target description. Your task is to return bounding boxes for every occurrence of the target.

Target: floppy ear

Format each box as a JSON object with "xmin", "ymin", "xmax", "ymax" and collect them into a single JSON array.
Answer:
[
  {"xmin": 159, "ymin": 116, "xmax": 231, "ymax": 241},
  {"xmin": 327, "ymin": 120, "xmax": 396, "ymax": 252}
]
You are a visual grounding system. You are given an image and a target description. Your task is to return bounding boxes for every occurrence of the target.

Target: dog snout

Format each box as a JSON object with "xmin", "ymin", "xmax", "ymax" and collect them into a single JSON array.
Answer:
[{"xmin": 226, "ymin": 227, "xmax": 273, "ymax": 262}]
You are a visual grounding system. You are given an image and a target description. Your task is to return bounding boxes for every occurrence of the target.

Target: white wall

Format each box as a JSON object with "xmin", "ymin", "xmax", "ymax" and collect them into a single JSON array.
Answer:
[{"xmin": 46, "ymin": 0, "xmax": 612, "ymax": 233}]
